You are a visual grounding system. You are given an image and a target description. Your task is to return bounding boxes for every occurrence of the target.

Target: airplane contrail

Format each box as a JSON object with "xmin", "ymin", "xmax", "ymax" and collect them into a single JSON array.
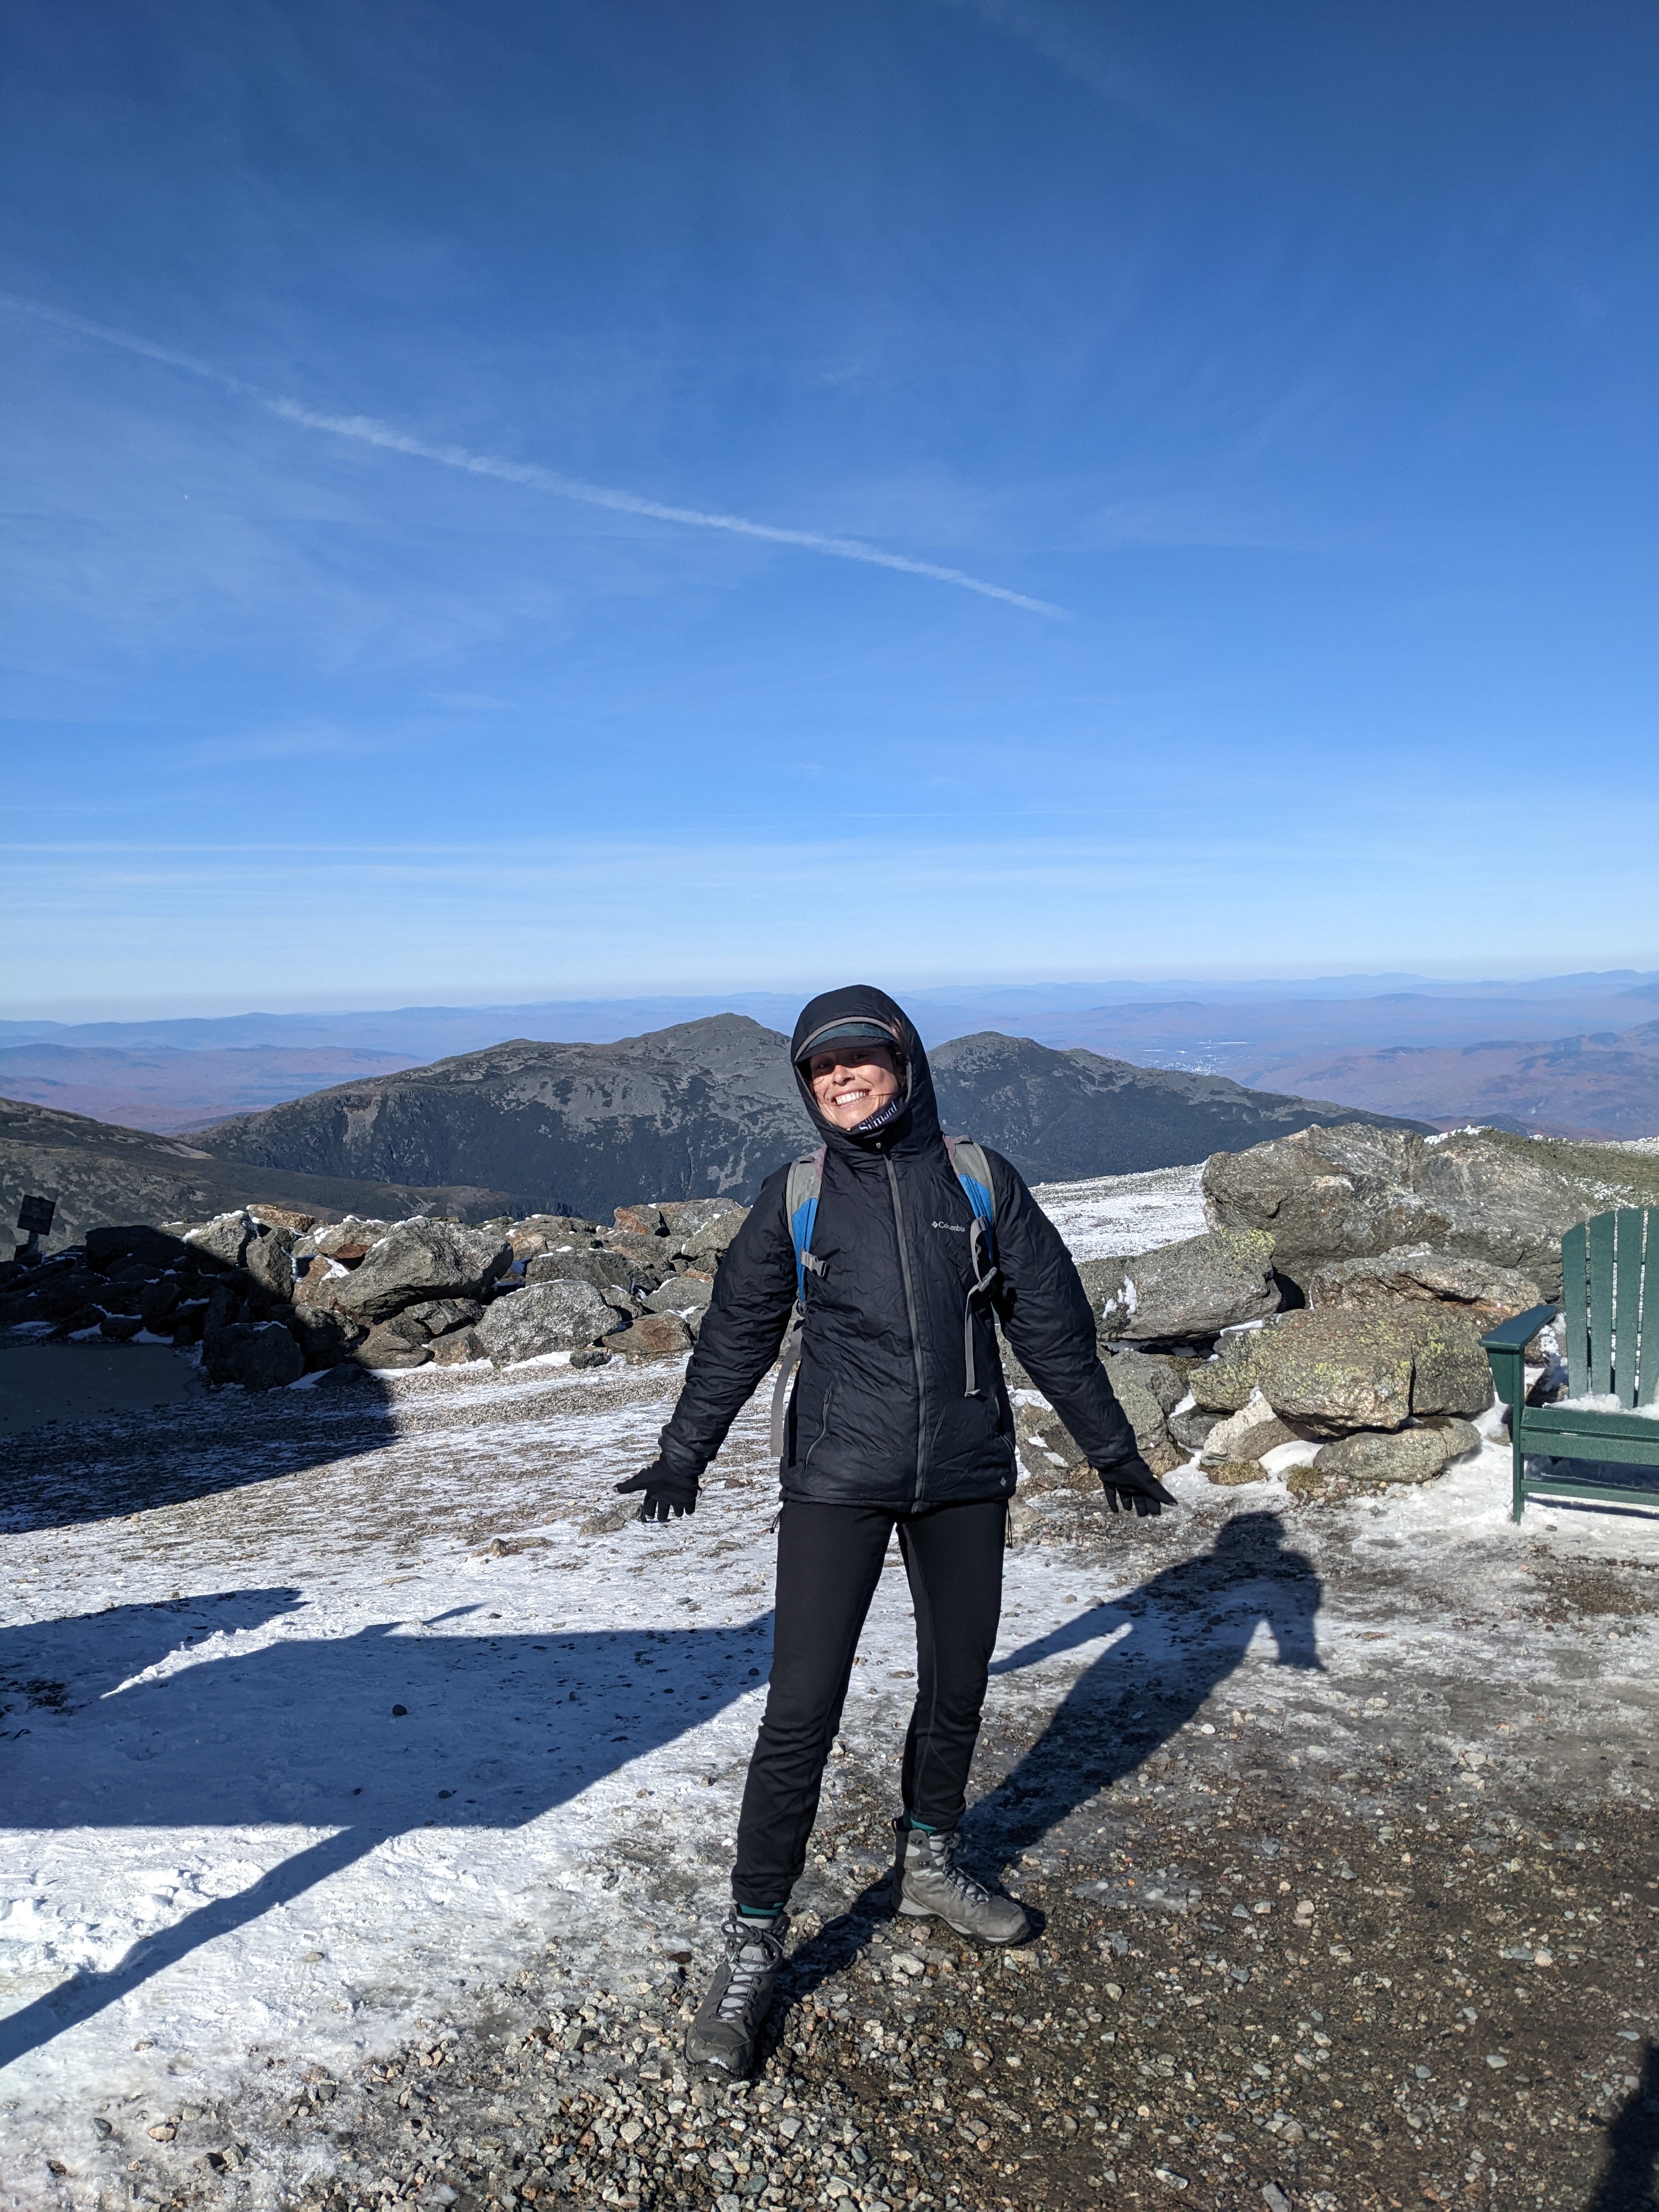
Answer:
[{"xmin": 3, "ymin": 292, "xmax": 1063, "ymax": 617}]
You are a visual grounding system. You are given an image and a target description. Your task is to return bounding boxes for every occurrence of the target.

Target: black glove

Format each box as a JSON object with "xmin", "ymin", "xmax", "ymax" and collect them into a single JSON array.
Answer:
[
  {"xmin": 1095, "ymin": 1456, "xmax": 1178, "ymax": 1518},
  {"xmin": 615, "ymin": 1459, "xmax": 699, "ymax": 1522}
]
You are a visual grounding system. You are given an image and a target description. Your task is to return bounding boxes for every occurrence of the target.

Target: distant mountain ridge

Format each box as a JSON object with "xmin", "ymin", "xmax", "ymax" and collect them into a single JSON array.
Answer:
[
  {"xmin": 0, "ymin": 1042, "xmax": 422, "ymax": 1135},
  {"xmin": 1255, "ymin": 1019, "xmax": 1659, "ymax": 1139},
  {"xmin": 3, "ymin": 973, "xmax": 1655, "ymax": 1138},
  {"xmin": 0, "ymin": 1095, "xmax": 516, "ymax": 1257},
  {"xmin": 196, "ymin": 1014, "xmax": 1427, "ymax": 1217}
]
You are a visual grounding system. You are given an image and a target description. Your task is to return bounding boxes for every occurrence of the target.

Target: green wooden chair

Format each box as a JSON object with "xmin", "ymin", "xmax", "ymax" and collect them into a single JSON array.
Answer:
[{"xmin": 1482, "ymin": 1206, "xmax": 1659, "ymax": 1522}]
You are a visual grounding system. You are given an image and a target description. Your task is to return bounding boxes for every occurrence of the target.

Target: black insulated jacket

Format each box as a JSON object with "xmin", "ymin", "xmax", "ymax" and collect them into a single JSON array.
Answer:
[{"xmin": 656, "ymin": 985, "xmax": 1141, "ymax": 1510}]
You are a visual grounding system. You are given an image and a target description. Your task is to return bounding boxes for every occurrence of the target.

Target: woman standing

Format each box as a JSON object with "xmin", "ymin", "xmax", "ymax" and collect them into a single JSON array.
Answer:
[{"xmin": 616, "ymin": 985, "xmax": 1173, "ymax": 2076}]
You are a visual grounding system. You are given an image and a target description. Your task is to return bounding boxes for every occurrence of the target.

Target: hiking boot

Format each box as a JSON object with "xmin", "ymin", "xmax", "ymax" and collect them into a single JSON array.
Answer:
[
  {"xmin": 684, "ymin": 1911, "xmax": 789, "ymax": 2078},
  {"xmin": 895, "ymin": 1824, "xmax": 1031, "ymax": 1945}
]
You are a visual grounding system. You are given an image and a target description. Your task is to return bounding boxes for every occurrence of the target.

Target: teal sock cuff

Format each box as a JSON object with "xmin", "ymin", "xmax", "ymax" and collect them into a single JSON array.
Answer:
[
  {"xmin": 737, "ymin": 1903, "xmax": 784, "ymax": 1918},
  {"xmin": 906, "ymin": 1817, "xmax": 939, "ymax": 1833}
]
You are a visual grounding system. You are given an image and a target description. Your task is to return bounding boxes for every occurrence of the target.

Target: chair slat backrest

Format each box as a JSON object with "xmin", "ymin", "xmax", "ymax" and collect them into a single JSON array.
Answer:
[
  {"xmin": 1564, "ymin": 1207, "xmax": 1657, "ymax": 1406},
  {"xmin": 1612, "ymin": 1208, "xmax": 1645, "ymax": 1409},
  {"xmin": 1561, "ymin": 1220, "xmax": 1589, "ymax": 1397},
  {"xmin": 1632, "ymin": 1209, "xmax": 1657, "ymax": 1408},
  {"xmin": 1587, "ymin": 1211, "xmax": 1616, "ymax": 1395}
]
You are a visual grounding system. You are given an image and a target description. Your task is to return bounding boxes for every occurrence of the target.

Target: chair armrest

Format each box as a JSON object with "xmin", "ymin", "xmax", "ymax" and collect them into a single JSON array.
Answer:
[{"xmin": 1480, "ymin": 1304, "xmax": 1558, "ymax": 1352}]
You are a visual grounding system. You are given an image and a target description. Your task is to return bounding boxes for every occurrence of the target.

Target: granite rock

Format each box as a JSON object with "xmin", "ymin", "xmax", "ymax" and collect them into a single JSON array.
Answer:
[
  {"xmin": 329, "ymin": 1221, "xmax": 514, "ymax": 1322},
  {"xmin": 1313, "ymin": 1418, "xmax": 1481, "ymax": 1485},
  {"xmin": 475, "ymin": 1279, "xmax": 628, "ymax": 1365},
  {"xmin": 1079, "ymin": 1227, "xmax": 1280, "ymax": 1342},
  {"xmin": 1305, "ymin": 1245, "xmax": 1544, "ymax": 1328}
]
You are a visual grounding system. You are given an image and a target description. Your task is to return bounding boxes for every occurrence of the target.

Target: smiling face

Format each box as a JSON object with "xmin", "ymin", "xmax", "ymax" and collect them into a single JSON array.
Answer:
[{"xmin": 806, "ymin": 1043, "xmax": 901, "ymax": 1131}]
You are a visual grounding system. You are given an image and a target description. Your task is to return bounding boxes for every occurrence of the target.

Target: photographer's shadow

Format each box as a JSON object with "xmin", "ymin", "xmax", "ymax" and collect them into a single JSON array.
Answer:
[{"xmin": 0, "ymin": 1594, "xmax": 774, "ymax": 2069}]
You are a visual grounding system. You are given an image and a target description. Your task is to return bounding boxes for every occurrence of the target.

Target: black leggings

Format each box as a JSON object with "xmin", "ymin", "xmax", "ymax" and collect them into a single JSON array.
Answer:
[{"xmin": 731, "ymin": 1496, "xmax": 1006, "ymax": 1911}]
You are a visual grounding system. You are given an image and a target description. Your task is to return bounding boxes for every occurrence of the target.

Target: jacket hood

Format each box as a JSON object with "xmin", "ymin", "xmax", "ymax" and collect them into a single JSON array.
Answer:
[{"xmin": 790, "ymin": 985, "xmax": 942, "ymax": 1159}]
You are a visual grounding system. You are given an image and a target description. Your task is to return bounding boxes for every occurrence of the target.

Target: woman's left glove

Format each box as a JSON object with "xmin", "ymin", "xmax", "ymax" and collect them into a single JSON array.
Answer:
[
  {"xmin": 1094, "ymin": 1455, "xmax": 1178, "ymax": 1517},
  {"xmin": 615, "ymin": 1460, "xmax": 699, "ymax": 1521}
]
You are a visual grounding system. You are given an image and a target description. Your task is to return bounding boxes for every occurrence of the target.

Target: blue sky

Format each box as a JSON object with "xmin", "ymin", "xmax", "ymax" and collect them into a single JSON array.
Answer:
[{"xmin": 3, "ymin": 0, "xmax": 1655, "ymax": 1017}]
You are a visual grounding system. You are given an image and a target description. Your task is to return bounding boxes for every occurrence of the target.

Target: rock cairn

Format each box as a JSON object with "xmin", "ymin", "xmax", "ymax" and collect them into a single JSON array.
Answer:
[{"xmin": 0, "ymin": 1197, "xmax": 749, "ymax": 1390}]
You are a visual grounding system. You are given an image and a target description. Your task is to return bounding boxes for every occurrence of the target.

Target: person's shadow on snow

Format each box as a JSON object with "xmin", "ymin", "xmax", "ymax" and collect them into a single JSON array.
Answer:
[
  {"xmin": 0, "ymin": 1365, "xmax": 397, "ymax": 1534},
  {"xmin": 0, "ymin": 1593, "xmax": 774, "ymax": 2068},
  {"xmin": 968, "ymin": 1509, "xmax": 1322, "ymax": 1865},
  {"xmin": 775, "ymin": 1512, "xmax": 1322, "ymax": 2024}
]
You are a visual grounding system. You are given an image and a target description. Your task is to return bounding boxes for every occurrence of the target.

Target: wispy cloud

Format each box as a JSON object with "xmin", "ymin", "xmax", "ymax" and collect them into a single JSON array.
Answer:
[
  {"xmin": 2, "ymin": 293, "xmax": 1063, "ymax": 618},
  {"xmin": 173, "ymin": 722, "xmax": 387, "ymax": 769}
]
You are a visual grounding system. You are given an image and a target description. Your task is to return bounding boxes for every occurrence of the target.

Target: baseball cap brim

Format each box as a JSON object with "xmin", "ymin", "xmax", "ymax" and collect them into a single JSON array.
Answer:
[{"xmin": 793, "ymin": 1017, "xmax": 898, "ymax": 1064}]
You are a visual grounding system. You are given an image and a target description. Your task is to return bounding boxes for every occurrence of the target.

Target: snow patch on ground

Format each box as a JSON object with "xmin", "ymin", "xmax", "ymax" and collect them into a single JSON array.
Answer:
[{"xmin": 1030, "ymin": 1163, "xmax": 1206, "ymax": 1260}]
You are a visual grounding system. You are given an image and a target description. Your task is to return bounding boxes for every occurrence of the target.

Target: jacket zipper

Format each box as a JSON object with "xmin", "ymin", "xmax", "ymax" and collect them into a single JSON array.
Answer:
[
  {"xmin": 803, "ymin": 1385, "xmax": 834, "ymax": 1467},
  {"xmin": 884, "ymin": 1153, "xmax": 929, "ymax": 1502}
]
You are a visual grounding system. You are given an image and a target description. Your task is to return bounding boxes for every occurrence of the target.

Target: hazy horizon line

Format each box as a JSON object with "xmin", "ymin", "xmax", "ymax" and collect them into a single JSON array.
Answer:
[{"xmin": 5, "ymin": 962, "xmax": 1657, "ymax": 1030}]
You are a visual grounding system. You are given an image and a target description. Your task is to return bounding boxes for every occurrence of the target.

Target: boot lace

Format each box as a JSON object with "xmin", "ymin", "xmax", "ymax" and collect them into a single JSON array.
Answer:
[
  {"xmin": 717, "ymin": 1920, "xmax": 781, "ymax": 2021},
  {"xmin": 921, "ymin": 1834, "xmax": 992, "ymax": 1908}
]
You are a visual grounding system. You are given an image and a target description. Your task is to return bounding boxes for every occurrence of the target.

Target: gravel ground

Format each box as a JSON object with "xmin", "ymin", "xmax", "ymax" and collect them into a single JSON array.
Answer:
[
  {"xmin": 86, "ymin": 1702, "xmax": 1658, "ymax": 2212},
  {"xmin": 4, "ymin": 1336, "xmax": 1657, "ymax": 2212}
]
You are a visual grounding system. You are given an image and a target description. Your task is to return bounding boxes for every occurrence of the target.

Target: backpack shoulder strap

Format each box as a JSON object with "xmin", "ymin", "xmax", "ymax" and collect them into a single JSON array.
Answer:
[
  {"xmin": 771, "ymin": 1148, "xmax": 826, "ymax": 1457},
  {"xmin": 943, "ymin": 1136, "xmax": 997, "ymax": 1247},
  {"xmin": 785, "ymin": 1146, "xmax": 827, "ymax": 1302},
  {"xmin": 943, "ymin": 1137, "xmax": 1000, "ymax": 1398}
]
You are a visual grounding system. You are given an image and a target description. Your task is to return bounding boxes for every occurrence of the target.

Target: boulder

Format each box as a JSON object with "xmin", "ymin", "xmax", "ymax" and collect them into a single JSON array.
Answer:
[
  {"xmin": 298, "ymin": 1218, "xmax": 392, "ymax": 1261},
  {"xmin": 396, "ymin": 1297, "xmax": 484, "ymax": 1338},
  {"xmin": 354, "ymin": 1322, "xmax": 432, "ymax": 1370},
  {"xmin": 1014, "ymin": 1403, "xmax": 1091, "ymax": 1492},
  {"xmin": 99, "ymin": 1313, "xmax": 144, "ymax": 1341},
  {"xmin": 246, "ymin": 1206, "xmax": 319, "ymax": 1233},
  {"xmin": 526, "ymin": 1248, "xmax": 641, "ymax": 1299},
  {"xmin": 139, "ymin": 1277, "xmax": 180, "ymax": 1332},
  {"xmin": 1204, "ymin": 1122, "xmax": 1659, "ymax": 1298},
  {"xmin": 1079, "ymin": 1227, "xmax": 1280, "ymax": 1342},
  {"xmin": 329, "ymin": 1221, "xmax": 513, "ymax": 1322},
  {"xmin": 475, "ymin": 1279, "xmax": 628, "ymax": 1365},
  {"xmin": 1109, "ymin": 1347, "xmax": 1193, "ymax": 1416},
  {"xmin": 242, "ymin": 1226, "xmax": 297, "ymax": 1303},
  {"xmin": 289, "ymin": 1304, "xmax": 365, "ymax": 1366},
  {"xmin": 291, "ymin": 1255, "xmax": 349, "ymax": 1310},
  {"xmin": 668, "ymin": 1201, "xmax": 749, "ymax": 1262},
  {"xmin": 1313, "ymin": 1418, "xmax": 1481, "ymax": 1486},
  {"xmin": 601, "ymin": 1232, "xmax": 676, "ymax": 1288},
  {"xmin": 203, "ymin": 1319, "xmax": 305, "ymax": 1391},
  {"xmin": 1189, "ymin": 1305, "xmax": 1492, "ymax": 1437},
  {"xmin": 508, "ymin": 1215, "xmax": 598, "ymax": 1257},
  {"xmin": 1402, "ymin": 1310, "xmax": 1493, "ymax": 1419},
  {"xmin": 185, "ymin": 1211, "xmax": 262, "ymax": 1269},
  {"xmin": 1190, "ymin": 1310, "xmax": 1417, "ymax": 1436},
  {"xmin": 1168, "ymin": 1401, "xmax": 1222, "ymax": 1454},
  {"xmin": 84, "ymin": 1224, "xmax": 191, "ymax": 1276},
  {"xmin": 1199, "ymin": 1393, "xmax": 1302, "ymax": 1467},
  {"xmin": 1305, "ymin": 1246, "xmax": 1544, "ymax": 1328},
  {"xmin": 430, "ymin": 1325, "xmax": 486, "ymax": 1366},
  {"xmin": 645, "ymin": 1273, "xmax": 713, "ymax": 1319},
  {"xmin": 607, "ymin": 1312, "xmax": 695, "ymax": 1360},
  {"xmin": 613, "ymin": 1204, "xmax": 667, "ymax": 1236},
  {"xmin": 1101, "ymin": 1350, "xmax": 1187, "ymax": 1475}
]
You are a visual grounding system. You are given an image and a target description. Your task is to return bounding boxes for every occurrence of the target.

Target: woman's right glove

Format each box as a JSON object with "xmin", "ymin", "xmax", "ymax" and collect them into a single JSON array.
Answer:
[
  {"xmin": 1094, "ymin": 1455, "xmax": 1178, "ymax": 1517},
  {"xmin": 615, "ymin": 1459, "xmax": 699, "ymax": 1522}
]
